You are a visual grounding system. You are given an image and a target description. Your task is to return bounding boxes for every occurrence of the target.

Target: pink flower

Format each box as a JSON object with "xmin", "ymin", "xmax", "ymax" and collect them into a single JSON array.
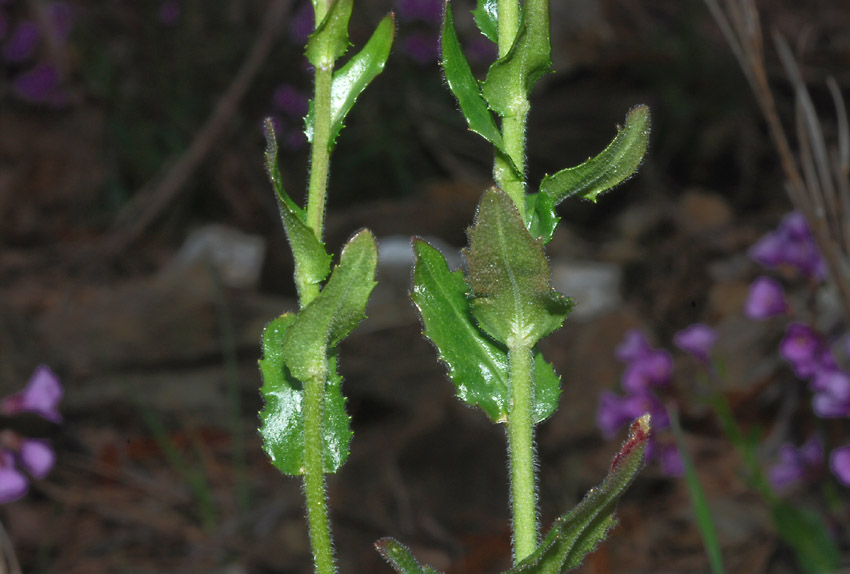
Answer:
[
  {"xmin": 744, "ymin": 276, "xmax": 788, "ymax": 319},
  {"xmin": 2, "ymin": 365, "xmax": 63, "ymax": 423},
  {"xmin": 673, "ymin": 323, "xmax": 717, "ymax": 362}
]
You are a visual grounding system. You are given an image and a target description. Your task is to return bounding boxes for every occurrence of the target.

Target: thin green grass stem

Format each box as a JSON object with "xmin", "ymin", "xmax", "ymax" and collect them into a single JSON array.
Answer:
[
  {"xmin": 670, "ymin": 408, "xmax": 724, "ymax": 574},
  {"xmin": 507, "ymin": 340, "xmax": 538, "ymax": 563}
]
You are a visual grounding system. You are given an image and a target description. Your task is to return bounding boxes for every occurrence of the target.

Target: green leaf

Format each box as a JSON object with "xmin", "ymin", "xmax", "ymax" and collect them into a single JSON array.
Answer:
[
  {"xmin": 771, "ymin": 501, "xmax": 841, "ymax": 574},
  {"xmin": 532, "ymin": 352, "xmax": 560, "ymax": 423},
  {"xmin": 412, "ymin": 239, "xmax": 563, "ymax": 424},
  {"xmin": 538, "ymin": 105, "xmax": 650, "ymax": 205},
  {"xmin": 263, "ymin": 121, "xmax": 332, "ymax": 290},
  {"xmin": 466, "ymin": 188, "xmax": 572, "ymax": 347},
  {"xmin": 481, "ymin": 0, "xmax": 551, "ymax": 115},
  {"xmin": 306, "ymin": 0, "xmax": 353, "ymax": 68},
  {"xmin": 305, "ymin": 14, "xmax": 395, "ymax": 148},
  {"xmin": 441, "ymin": 3, "xmax": 507, "ymax": 155},
  {"xmin": 412, "ymin": 238, "xmax": 509, "ymax": 422},
  {"xmin": 525, "ymin": 190, "xmax": 559, "ymax": 245},
  {"xmin": 282, "ymin": 230, "xmax": 378, "ymax": 382},
  {"xmin": 375, "ymin": 538, "xmax": 444, "ymax": 574},
  {"xmin": 506, "ymin": 415, "xmax": 650, "ymax": 573},
  {"xmin": 471, "ymin": 0, "xmax": 498, "ymax": 42},
  {"xmin": 259, "ymin": 316, "xmax": 353, "ymax": 474}
]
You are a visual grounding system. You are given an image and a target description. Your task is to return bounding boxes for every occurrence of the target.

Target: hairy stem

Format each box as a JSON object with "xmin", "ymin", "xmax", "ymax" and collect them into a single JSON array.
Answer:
[
  {"xmin": 304, "ymin": 368, "xmax": 336, "ymax": 574},
  {"xmin": 507, "ymin": 340, "xmax": 538, "ymax": 563},
  {"xmin": 494, "ymin": 0, "xmax": 528, "ymax": 221},
  {"xmin": 306, "ymin": 61, "xmax": 334, "ymax": 252}
]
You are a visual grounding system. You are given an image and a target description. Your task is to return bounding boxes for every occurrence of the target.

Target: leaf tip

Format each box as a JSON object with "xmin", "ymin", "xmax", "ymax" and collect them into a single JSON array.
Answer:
[{"xmin": 610, "ymin": 413, "xmax": 651, "ymax": 473}]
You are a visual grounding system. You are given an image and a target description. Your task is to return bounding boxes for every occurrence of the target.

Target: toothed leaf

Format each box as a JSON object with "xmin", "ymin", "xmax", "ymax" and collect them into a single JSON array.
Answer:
[
  {"xmin": 259, "ymin": 317, "xmax": 352, "ymax": 474},
  {"xmin": 305, "ymin": 14, "xmax": 395, "ymax": 148}
]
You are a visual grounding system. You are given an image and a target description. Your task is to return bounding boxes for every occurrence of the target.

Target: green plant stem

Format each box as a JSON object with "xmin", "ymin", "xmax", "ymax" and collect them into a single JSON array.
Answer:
[
  {"xmin": 305, "ymin": 60, "xmax": 334, "ymax": 260},
  {"xmin": 494, "ymin": 0, "xmax": 528, "ymax": 220},
  {"xmin": 304, "ymin": 367, "xmax": 335, "ymax": 574},
  {"xmin": 507, "ymin": 340, "xmax": 538, "ymax": 563}
]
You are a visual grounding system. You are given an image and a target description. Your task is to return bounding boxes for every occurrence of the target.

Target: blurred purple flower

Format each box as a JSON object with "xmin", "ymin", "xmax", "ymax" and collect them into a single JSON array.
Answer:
[
  {"xmin": 749, "ymin": 212, "xmax": 826, "ymax": 280},
  {"xmin": 272, "ymin": 83, "xmax": 309, "ymax": 118},
  {"xmin": 621, "ymin": 349, "xmax": 672, "ymax": 392},
  {"xmin": 830, "ymin": 445, "xmax": 850, "ymax": 486},
  {"xmin": 779, "ymin": 323, "xmax": 835, "ymax": 380},
  {"xmin": 1, "ymin": 365, "xmax": 63, "ymax": 423},
  {"xmin": 0, "ymin": 452, "xmax": 28, "ymax": 504},
  {"xmin": 769, "ymin": 437, "xmax": 823, "ymax": 490},
  {"xmin": 3, "ymin": 19, "xmax": 39, "ymax": 63},
  {"xmin": 403, "ymin": 31, "xmax": 439, "ymax": 65},
  {"xmin": 658, "ymin": 443, "xmax": 684, "ymax": 477},
  {"xmin": 158, "ymin": 0, "xmax": 180, "ymax": 26},
  {"xmin": 810, "ymin": 369, "xmax": 850, "ymax": 418},
  {"xmin": 466, "ymin": 34, "xmax": 497, "ymax": 63},
  {"xmin": 673, "ymin": 323, "xmax": 717, "ymax": 362},
  {"xmin": 396, "ymin": 0, "xmax": 442, "ymax": 23},
  {"xmin": 615, "ymin": 329, "xmax": 653, "ymax": 363},
  {"xmin": 11, "ymin": 62, "xmax": 68, "ymax": 106},
  {"xmin": 290, "ymin": 3, "xmax": 314, "ymax": 45},
  {"xmin": 18, "ymin": 439, "xmax": 55, "ymax": 479},
  {"xmin": 744, "ymin": 276, "xmax": 788, "ymax": 320},
  {"xmin": 597, "ymin": 391, "xmax": 668, "ymax": 439},
  {"xmin": 48, "ymin": 2, "xmax": 72, "ymax": 41}
]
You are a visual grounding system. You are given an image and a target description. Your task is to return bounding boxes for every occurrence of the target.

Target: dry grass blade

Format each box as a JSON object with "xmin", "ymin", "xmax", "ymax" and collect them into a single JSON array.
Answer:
[{"xmin": 705, "ymin": 0, "xmax": 850, "ymax": 321}]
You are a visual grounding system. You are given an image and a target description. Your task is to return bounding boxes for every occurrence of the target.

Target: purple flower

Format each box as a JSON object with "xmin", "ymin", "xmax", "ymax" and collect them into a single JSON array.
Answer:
[
  {"xmin": 0, "ymin": 452, "xmax": 28, "ymax": 504},
  {"xmin": 272, "ymin": 83, "xmax": 309, "ymax": 118},
  {"xmin": 403, "ymin": 31, "xmax": 439, "ymax": 65},
  {"xmin": 18, "ymin": 439, "xmax": 54, "ymax": 479},
  {"xmin": 3, "ymin": 19, "xmax": 39, "ymax": 63},
  {"xmin": 597, "ymin": 391, "xmax": 633, "ymax": 439},
  {"xmin": 658, "ymin": 443, "xmax": 684, "ymax": 477},
  {"xmin": 2, "ymin": 365, "xmax": 63, "ymax": 423},
  {"xmin": 48, "ymin": 2, "xmax": 72, "ymax": 41},
  {"xmin": 621, "ymin": 349, "xmax": 672, "ymax": 392},
  {"xmin": 396, "ymin": 0, "xmax": 442, "ymax": 23},
  {"xmin": 673, "ymin": 323, "xmax": 717, "ymax": 362},
  {"xmin": 779, "ymin": 323, "xmax": 834, "ymax": 380},
  {"xmin": 810, "ymin": 369, "xmax": 850, "ymax": 418},
  {"xmin": 749, "ymin": 212, "xmax": 825, "ymax": 280},
  {"xmin": 289, "ymin": 3, "xmax": 314, "ymax": 45},
  {"xmin": 830, "ymin": 445, "xmax": 850, "ymax": 486},
  {"xmin": 768, "ymin": 436, "xmax": 823, "ymax": 490},
  {"xmin": 597, "ymin": 391, "xmax": 668, "ymax": 438},
  {"xmin": 615, "ymin": 329, "xmax": 653, "ymax": 363},
  {"xmin": 744, "ymin": 276, "xmax": 788, "ymax": 319},
  {"xmin": 11, "ymin": 62, "xmax": 68, "ymax": 106},
  {"xmin": 158, "ymin": 0, "xmax": 180, "ymax": 26}
]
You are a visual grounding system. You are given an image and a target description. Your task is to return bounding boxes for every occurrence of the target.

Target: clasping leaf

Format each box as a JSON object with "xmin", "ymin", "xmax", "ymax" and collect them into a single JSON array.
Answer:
[
  {"xmin": 282, "ymin": 229, "xmax": 378, "ymax": 382},
  {"xmin": 466, "ymin": 188, "xmax": 572, "ymax": 347},
  {"xmin": 528, "ymin": 106, "xmax": 651, "ymax": 244},
  {"xmin": 305, "ymin": 13, "xmax": 395, "ymax": 149},
  {"xmin": 264, "ymin": 122, "xmax": 332, "ymax": 291},
  {"xmin": 441, "ymin": 2, "xmax": 509, "ymax": 156},
  {"xmin": 375, "ymin": 538, "xmax": 445, "ymax": 574},
  {"xmin": 259, "ymin": 317, "xmax": 352, "ymax": 474},
  {"xmin": 412, "ymin": 238, "xmax": 564, "ymax": 424},
  {"xmin": 306, "ymin": 0, "xmax": 353, "ymax": 68}
]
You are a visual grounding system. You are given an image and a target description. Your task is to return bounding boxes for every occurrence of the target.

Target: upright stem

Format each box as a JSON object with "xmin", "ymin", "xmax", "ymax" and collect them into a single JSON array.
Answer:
[
  {"xmin": 306, "ymin": 61, "xmax": 334, "ymax": 251},
  {"xmin": 494, "ymin": 0, "xmax": 529, "ymax": 221},
  {"xmin": 507, "ymin": 340, "xmax": 538, "ymax": 563},
  {"xmin": 303, "ymin": 369, "xmax": 336, "ymax": 574},
  {"xmin": 302, "ymin": 4, "xmax": 336, "ymax": 571}
]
